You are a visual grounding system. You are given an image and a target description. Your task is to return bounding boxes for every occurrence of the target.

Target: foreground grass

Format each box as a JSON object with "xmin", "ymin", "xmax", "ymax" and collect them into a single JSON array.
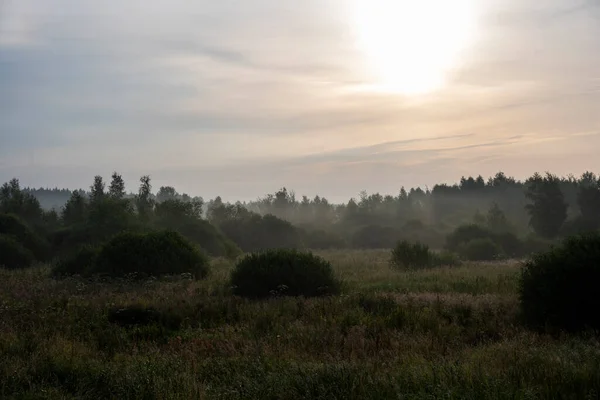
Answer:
[{"xmin": 1, "ymin": 251, "xmax": 599, "ymax": 399}]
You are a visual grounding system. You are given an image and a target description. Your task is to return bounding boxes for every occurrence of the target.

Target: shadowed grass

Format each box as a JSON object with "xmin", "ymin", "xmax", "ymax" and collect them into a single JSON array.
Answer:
[{"xmin": 1, "ymin": 250, "xmax": 598, "ymax": 399}]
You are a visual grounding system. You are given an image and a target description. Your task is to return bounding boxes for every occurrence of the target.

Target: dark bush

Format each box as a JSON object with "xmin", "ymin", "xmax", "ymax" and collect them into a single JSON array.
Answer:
[
  {"xmin": 520, "ymin": 233, "xmax": 600, "ymax": 333},
  {"xmin": 0, "ymin": 234, "xmax": 35, "ymax": 269},
  {"xmin": 458, "ymin": 238, "xmax": 503, "ymax": 261},
  {"xmin": 447, "ymin": 223, "xmax": 525, "ymax": 259},
  {"xmin": 0, "ymin": 213, "xmax": 50, "ymax": 261},
  {"xmin": 107, "ymin": 305, "xmax": 186, "ymax": 330},
  {"xmin": 92, "ymin": 230, "xmax": 209, "ymax": 279},
  {"xmin": 230, "ymin": 249, "xmax": 340, "ymax": 299},
  {"xmin": 390, "ymin": 240, "xmax": 461, "ymax": 270},
  {"xmin": 389, "ymin": 240, "xmax": 432, "ymax": 270},
  {"xmin": 51, "ymin": 245, "xmax": 100, "ymax": 278}
]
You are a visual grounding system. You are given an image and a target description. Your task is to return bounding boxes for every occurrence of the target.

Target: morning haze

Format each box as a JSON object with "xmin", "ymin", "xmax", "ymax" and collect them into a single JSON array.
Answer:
[{"xmin": 1, "ymin": 0, "xmax": 599, "ymax": 200}]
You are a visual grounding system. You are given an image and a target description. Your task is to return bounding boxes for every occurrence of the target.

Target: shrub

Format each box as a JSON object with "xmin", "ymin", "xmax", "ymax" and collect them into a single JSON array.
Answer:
[
  {"xmin": 389, "ymin": 240, "xmax": 432, "ymax": 270},
  {"xmin": 446, "ymin": 223, "xmax": 525, "ymax": 259},
  {"xmin": 458, "ymin": 238, "xmax": 503, "ymax": 261},
  {"xmin": 51, "ymin": 245, "xmax": 100, "ymax": 278},
  {"xmin": 390, "ymin": 241, "xmax": 461, "ymax": 270},
  {"xmin": 0, "ymin": 234, "xmax": 35, "ymax": 269},
  {"xmin": 520, "ymin": 233, "xmax": 600, "ymax": 332},
  {"xmin": 0, "ymin": 213, "xmax": 50, "ymax": 261},
  {"xmin": 230, "ymin": 249, "xmax": 340, "ymax": 299},
  {"xmin": 92, "ymin": 230, "xmax": 209, "ymax": 279}
]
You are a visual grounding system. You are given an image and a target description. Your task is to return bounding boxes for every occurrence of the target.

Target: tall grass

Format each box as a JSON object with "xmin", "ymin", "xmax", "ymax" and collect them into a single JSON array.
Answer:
[{"xmin": 1, "ymin": 251, "xmax": 599, "ymax": 399}]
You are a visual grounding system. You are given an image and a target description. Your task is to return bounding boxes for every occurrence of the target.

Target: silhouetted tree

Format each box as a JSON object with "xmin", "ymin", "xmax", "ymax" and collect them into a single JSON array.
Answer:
[
  {"xmin": 61, "ymin": 190, "xmax": 88, "ymax": 226},
  {"xmin": 156, "ymin": 186, "xmax": 178, "ymax": 203},
  {"xmin": 108, "ymin": 172, "xmax": 126, "ymax": 200},
  {"xmin": 526, "ymin": 173, "xmax": 568, "ymax": 238},
  {"xmin": 487, "ymin": 202, "xmax": 511, "ymax": 233},
  {"xmin": 135, "ymin": 175, "xmax": 154, "ymax": 221},
  {"xmin": 577, "ymin": 172, "xmax": 600, "ymax": 230},
  {"xmin": 90, "ymin": 176, "xmax": 105, "ymax": 204}
]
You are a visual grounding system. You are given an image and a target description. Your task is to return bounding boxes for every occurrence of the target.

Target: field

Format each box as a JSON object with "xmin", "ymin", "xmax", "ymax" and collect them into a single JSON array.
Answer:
[{"xmin": 1, "ymin": 250, "xmax": 599, "ymax": 399}]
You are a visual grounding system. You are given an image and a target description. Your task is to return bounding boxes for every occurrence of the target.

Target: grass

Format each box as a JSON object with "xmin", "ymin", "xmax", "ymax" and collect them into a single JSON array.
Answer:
[{"xmin": 1, "ymin": 250, "xmax": 599, "ymax": 399}]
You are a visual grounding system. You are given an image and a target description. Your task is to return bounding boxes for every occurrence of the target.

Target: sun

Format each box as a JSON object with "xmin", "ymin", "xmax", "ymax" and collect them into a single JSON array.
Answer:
[{"xmin": 351, "ymin": 0, "xmax": 478, "ymax": 95}]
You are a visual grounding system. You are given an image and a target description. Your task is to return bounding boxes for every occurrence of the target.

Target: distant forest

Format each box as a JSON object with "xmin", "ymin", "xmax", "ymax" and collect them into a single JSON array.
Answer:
[{"xmin": 2, "ymin": 170, "xmax": 596, "ymax": 257}]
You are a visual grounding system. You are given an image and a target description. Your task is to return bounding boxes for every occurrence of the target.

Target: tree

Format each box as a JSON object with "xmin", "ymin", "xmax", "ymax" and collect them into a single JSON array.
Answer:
[
  {"xmin": 108, "ymin": 172, "xmax": 126, "ymax": 199},
  {"xmin": 0, "ymin": 178, "xmax": 43, "ymax": 224},
  {"xmin": 90, "ymin": 176, "xmax": 105, "ymax": 204},
  {"xmin": 135, "ymin": 175, "xmax": 154, "ymax": 221},
  {"xmin": 525, "ymin": 172, "xmax": 568, "ymax": 238},
  {"xmin": 156, "ymin": 186, "xmax": 178, "ymax": 203},
  {"xmin": 487, "ymin": 202, "xmax": 511, "ymax": 233},
  {"xmin": 61, "ymin": 190, "xmax": 88, "ymax": 226},
  {"xmin": 577, "ymin": 172, "xmax": 600, "ymax": 230}
]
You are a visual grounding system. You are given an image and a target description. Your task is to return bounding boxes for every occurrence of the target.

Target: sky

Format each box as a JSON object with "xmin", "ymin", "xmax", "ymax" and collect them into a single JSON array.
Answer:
[{"xmin": 1, "ymin": 0, "xmax": 599, "ymax": 202}]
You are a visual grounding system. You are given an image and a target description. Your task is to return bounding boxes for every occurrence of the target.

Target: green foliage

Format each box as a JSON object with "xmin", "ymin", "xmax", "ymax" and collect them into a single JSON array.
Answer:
[
  {"xmin": 230, "ymin": 249, "xmax": 340, "ymax": 298},
  {"xmin": 520, "ymin": 233, "xmax": 600, "ymax": 332},
  {"xmin": 526, "ymin": 172, "xmax": 568, "ymax": 238},
  {"xmin": 0, "ymin": 178, "xmax": 44, "ymax": 224},
  {"xmin": 458, "ymin": 238, "xmax": 503, "ymax": 261},
  {"xmin": 446, "ymin": 224, "xmax": 525, "ymax": 258},
  {"xmin": 0, "ymin": 234, "xmax": 35, "ymax": 269},
  {"xmin": 92, "ymin": 230, "xmax": 209, "ymax": 279},
  {"xmin": 0, "ymin": 213, "xmax": 50, "ymax": 261},
  {"xmin": 51, "ymin": 245, "xmax": 100, "ymax": 278},
  {"xmin": 61, "ymin": 190, "xmax": 88, "ymax": 226},
  {"xmin": 390, "ymin": 240, "xmax": 461, "ymax": 270},
  {"xmin": 389, "ymin": 240, "xmax": 432, "ymax": 270}
]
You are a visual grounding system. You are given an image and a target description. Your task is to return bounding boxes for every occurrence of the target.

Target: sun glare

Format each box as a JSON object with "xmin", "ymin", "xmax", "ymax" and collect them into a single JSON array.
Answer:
[{"xmin": 352, "ymin": 0, "xmax": 478, "ymax": 95}]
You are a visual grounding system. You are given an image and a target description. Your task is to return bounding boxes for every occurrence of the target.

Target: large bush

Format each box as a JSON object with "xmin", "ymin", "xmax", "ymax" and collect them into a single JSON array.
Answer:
[
  {"xmin": 390, "ymin": 240, "xmax": 461, "ymax": 270},
  {"xmin": 458, "ymin": 238, "xmax": 503, "ymax": 261},
  {"xmin": 520, "ymin": 233, "xmax": 600, "ymax": 332},
  {"xmin": 389, "ymin": 240, "xmax": 432, "ymax": 270},
  {"xmin": 0, "ymin": 234, "xmax": 35, "ymax": 269},
  {"xmin": 230, "ymin": 249, "xmax": 340, "ymax": 298},
  {"xmin": 0, "ymin": 213, "xmax": 50, "ymax": 261},
  {"xmin": 51, "ymin": 245, "xmax": 100, "ymax": 278},
  {"xmin": 446, "ymin": 224, "xmax": 525, "ymax": 258},
  {"xmin": 92, "ymin": 230, "xmax": 209, "ymax": 279}
]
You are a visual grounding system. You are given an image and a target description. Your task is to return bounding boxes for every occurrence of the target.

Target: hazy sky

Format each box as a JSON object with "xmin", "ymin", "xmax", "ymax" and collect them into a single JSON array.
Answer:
[{"xmin": 1, "ymin": 0, "xmax": 599, "ymax": 201}]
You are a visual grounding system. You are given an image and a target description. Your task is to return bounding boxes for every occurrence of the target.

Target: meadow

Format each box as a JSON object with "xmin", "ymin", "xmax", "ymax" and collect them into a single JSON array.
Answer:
[{"xmin": 1, "ymin": 250, "xmax": 599, "ymax": 400}]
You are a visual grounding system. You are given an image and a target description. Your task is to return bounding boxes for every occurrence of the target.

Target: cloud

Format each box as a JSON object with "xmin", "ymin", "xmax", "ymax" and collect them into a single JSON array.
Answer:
[{"xmin": 1, "ymin": 0, "xmax": 599, "ymax": 199}]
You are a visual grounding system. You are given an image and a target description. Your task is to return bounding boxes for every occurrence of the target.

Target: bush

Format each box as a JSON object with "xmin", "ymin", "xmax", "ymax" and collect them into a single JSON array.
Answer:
[
  {"xmin": 446, "ymin": 224, "xmax": 525, "ymax": 259},
  {"xmin": 230, "ymin": 249, "xmax": 340, "ymax": 298},
  {"xmin": 51, "ymin": 245, "xmax": 100, "ymax": 278},
  {"xmin": 0, "ymin": 234, "xmax": 35, "ymax": 269},
  {"xmin": 458, "ymin": 238, "xmax": 503, "ymax": 261},
  {"xmin": 520, "ymin": 233, "xmax": 600, "ymax": 332},
  {"xmin": 0, "ymin": 213, "xmax": 50, "ymax": 261},
  {"xmin": 92, "ymin": 230, "xmax": 210, "ymax": 279},
  {"xmin": 390, "ymin": 240, "xmax": 432, "ymax": 270}
]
